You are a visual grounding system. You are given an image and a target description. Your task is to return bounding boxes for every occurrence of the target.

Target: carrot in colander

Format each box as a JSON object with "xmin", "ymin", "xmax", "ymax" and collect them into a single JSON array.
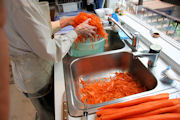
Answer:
[{"xmin": 72, "ymin": 12, "xmax": 108, "ymax": 48}]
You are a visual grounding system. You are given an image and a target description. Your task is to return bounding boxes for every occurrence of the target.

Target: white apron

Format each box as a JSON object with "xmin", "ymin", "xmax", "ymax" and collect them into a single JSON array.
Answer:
[{"xmin": 5, "ymin": 0, "xmax": 77, "ymax": 95}]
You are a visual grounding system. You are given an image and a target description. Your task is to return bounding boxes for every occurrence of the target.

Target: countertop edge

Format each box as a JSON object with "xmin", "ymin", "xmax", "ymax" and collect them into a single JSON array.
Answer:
[{"xmin": 54, "ymin": 61, "xmax": 65, "ymax": 120}]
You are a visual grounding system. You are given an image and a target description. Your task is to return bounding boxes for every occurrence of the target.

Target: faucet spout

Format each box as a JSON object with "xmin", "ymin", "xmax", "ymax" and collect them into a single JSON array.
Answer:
[
  {"xmin": 108, "ymin": 17, "xmax": 139, "ymax": 50},
  {"xmin": 133, "ymin": 44, "xmax": 162, "ymax": 67},
  {"xmin": 133, "ymin": 51, "xmax": 160, "ymax": 67},
  {"xmin": 108, "ymin": 17, "xmax": 133, "ymax": 40},
  {"xmin": 133, "ymin": 52, "xmax": 157, "ymax": 58}
]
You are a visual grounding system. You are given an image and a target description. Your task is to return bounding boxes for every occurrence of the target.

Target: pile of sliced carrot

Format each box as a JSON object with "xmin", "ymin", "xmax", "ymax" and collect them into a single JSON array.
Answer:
[
  {"xmin": 72, "ymin": 12, "xmax": 108, "ymax": 48},
  {"xmin": 96, "ymin": 93, "xmax": 180, "ymax": 120},
  {"xmin": 79, "ymin": 72, "xmax": 146, "ymax": 104}
]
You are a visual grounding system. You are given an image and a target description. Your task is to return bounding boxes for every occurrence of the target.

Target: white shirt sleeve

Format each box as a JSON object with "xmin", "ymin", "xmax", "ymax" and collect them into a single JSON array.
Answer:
[{"xmin": 11, "ymin": 1, "xmax": 77, "ymax": 62}]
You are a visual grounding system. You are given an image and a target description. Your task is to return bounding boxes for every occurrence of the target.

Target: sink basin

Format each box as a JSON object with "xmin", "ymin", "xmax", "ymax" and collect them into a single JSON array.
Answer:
[
  {"xmin": 71, "ymin": 52, "xmax": 157, "ymax": 99},
  {"xmin": 64, "ymin": 51, "xmax": 158, "ymax": 117},
  {"xmin": 68, "ymin": 29, "xmax": 127, "ymax": 57},
  {"xmin": 105, "ymin": 30, "xmax": 125, "ymax": 51}
]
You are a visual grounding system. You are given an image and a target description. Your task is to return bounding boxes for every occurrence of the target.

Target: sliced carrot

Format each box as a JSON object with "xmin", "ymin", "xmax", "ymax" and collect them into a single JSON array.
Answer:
[
  {"xmin": 98, "ymin": 93, "xmax": 169, "ymax": 110},
  {"xmin": 125, "ymin": 113, "xmax": 180, "ymax": 120},
  {"xmin": 80, "ymin": 72, "xmax": 146, "ymax": 104},
  {"xmin": 99, "ymin": 99, "xmax": 179, "ymax": 120}
]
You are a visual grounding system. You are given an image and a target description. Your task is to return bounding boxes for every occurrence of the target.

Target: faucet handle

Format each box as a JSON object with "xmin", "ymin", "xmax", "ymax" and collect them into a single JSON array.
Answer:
[
  {"xmin": 131, "ymin": 32, "xmax": 140, "ymax": 49},
  {"xmin": 149, "ymin": 44, "xmax": 162, "ymax": 53},
  {"xmin": 131, "ymin": 32, "xmax": 140, "ymax": 37},
  {"xmin": 148, "ymin": 44, "xmax": 162, "ymax": 67}
]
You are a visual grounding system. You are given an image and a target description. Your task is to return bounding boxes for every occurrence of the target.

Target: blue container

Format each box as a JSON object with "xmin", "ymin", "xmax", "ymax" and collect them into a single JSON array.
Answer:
[{"xmin": 70, "ymin": 37, "xmax": 105, "ymax": 57}]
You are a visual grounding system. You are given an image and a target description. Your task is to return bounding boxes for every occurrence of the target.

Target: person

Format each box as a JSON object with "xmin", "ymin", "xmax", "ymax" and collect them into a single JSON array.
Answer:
[
  {"xmin": 0, "ymin": 0, "xmax": 10, "ymax": 120},
  {"xmin": 4, "ymin": 0, "xmax": 96, "ymax": 120}
]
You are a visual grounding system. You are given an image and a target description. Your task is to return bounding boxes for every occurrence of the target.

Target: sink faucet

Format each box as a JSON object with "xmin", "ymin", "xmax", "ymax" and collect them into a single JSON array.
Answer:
[
  {"xmin": 133, "ymin": 52, "xmax": 159, "ymax": 67},
  {"xmin": 133, "ymin": 44, "xmax": 162, "ymax": 67},
  {"xmin": 107, "ymin": 17, "xmax": 162, "ymax": 67},
  {"xmin": 131, "ymin": 32, "xmax": 140, "ymax": 49},
  {"xmin": 108, "ymin": 17, "xmax": 139, "ymax": 49}
]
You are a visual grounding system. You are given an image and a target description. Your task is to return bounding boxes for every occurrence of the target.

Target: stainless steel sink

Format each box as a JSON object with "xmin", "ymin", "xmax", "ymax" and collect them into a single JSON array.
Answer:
[
  {"xmin": 64, "ymin": 51, "xmax": 162, "ymax": 117},
  {"xmin": 71, "ymin": 52, "xmax": 157, "ymax": 100},
  {"xmin": 63, "ymin": 29, "xmax": 178, "ymax": 117}
]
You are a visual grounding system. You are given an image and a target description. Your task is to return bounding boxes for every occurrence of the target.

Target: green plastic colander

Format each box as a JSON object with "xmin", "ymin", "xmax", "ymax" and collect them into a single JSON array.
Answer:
[{"xmin": 70, "ymin": 37, "xmax": 105, "ymax": 57}]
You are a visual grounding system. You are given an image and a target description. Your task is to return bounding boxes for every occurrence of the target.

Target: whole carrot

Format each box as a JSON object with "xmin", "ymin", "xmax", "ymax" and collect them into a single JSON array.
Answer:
[
  {"xmin": 97, "ymin": 106, "xmax": 134, "ymax": 117},
  {"xmin": 171, "ymin": 98, "xmax": 180, "ymax": 104},
  {"xmin": 98, "ymin": 93, "xmax": 169, "ymax": 110},
  {"xmin": 173, "ymin": 107, "xmax": 180, "ymax": 113},
  {"xmin": 125, "ymin": 113, "xmax": 180, "ymax": 120},
  {"xmin": 96, "ymin": 108, "xmax": 119, "ymax": 117},
  {"xmin": 127, "ymin": 104, "xmax": 180, "ymax": 118},
  {"xmin": 99, "ymin": 99, "xmax": 179, "ymax": 120}
]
